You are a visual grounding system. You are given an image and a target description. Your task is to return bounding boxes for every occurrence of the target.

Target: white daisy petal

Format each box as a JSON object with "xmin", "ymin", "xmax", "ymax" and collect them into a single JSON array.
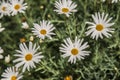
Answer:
[
  {"xmin": 0, "ymin": 23, "xmax": 5, "ymax": 32},
  {"xmin": 0, "ymin": 46, "xmax": 4, "ymax": 59}
]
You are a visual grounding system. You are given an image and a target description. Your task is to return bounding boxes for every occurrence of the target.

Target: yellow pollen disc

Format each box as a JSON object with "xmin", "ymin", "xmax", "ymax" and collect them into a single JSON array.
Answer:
[
  {"xmin": 96, "ymin": 24, "xmax": 104, "ymax": 31},
  {"xmin": 71, "ymin": 48, "xmax": 79, "ymax": 55},
  {"xmin": 2, "ymin": 6, "xmax": 6, "ymax": 11},
  {"xmin": 14, "ymin": 4, "xmax": 20, "ymax": 10},
  {"xmin": 25, "ymin": 53, "xmax": 33, "ymax": 61},
  {"xmin": 11, "ymin": 75, "xmax": 17, "ymax": 80},
  {"xmin": 62, "ymin": 8, "xmax": 69, "ymax": 13},
  {"xmin": 64, "ymin": 76, "xmax": 72, "ymax": 80},
  {"xmin": 40, "ymin": 29, "xmax": 47, "ymax": 35},
  {"xmin": 20, "ymin": 38, "xmax": 26, "ymax": 43}
]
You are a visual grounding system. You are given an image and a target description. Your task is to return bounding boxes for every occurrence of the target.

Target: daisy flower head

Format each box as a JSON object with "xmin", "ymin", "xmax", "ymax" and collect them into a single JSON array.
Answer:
[
  {"xmin": 13, "ymin": 42, "xmax": 44, "ymax": 72},
  {"xmin": 1, "ymin": 66, "xmax": 23, "ymax": 80},
  {"xmin": 0, "ymin": 0, "xmax": 11, "ymax": 18},
  {"xmin": 54, "ymin": 0, "xmax": 77, "ymax": 17},
  {"xmin": 85, "ymin": 12, "xmax": 115, "ymax": 40},
  {"xmin": 32, "ymin": 20, "xmax": 55, "ymax": 40},
  {"xmin": 0, "ymin": 23, "xmax": 5, "ymax": 32},
  {"xmin": 60, "ymin": 37, "xmax": 90, "ymax": 64},
  {"xmin": 0, "ymin": 46, "xmax": 4, "ymax": 59},
  {"xmin": 9, "ymin": 0, "xmax": 28, "ymax": 16}
]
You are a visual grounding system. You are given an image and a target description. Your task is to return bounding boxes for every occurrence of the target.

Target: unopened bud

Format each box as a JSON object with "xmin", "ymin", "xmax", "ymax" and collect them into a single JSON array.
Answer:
[
  {"xmin": 30, "ymin": 36, "xmax": 34, "ymax": 41},
  {"xmin": 5, "ymin": 55, "xmax": 10, "ymax": 63},
  {"xmin": 21, "ymin": 22, "xmax": 29, "ymax": 29}
]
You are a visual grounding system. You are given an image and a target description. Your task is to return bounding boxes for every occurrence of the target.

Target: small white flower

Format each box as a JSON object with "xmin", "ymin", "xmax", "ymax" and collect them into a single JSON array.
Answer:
[
  {"xmin": 60, "ymin": 37, "xmax": 90, "ymax": 64},
  {"xmin": 0, "ymin": 0, "xmax": 11, "ymax": 18},
  {"xmin": 0, "ymin": 23, "xmax": 5, "ymax": 32},
  {"xmin": 21, "ymin": 22, "xmax": 29, "ymax": 29},
  {"xmin": 32, "ymin": 20, "xmax": 55, "ymax": 39},
  {"xmin": 0, "ymin": 46, "xmax": 4, "ymax": 59},
  {"xmin": 13, "ymin": 42, "xmax": 44, "ymax": 72},
  {"xmin": 85, "ymin": 12, "xmax": 114, "ymax": 40},
  {"xmin": 5, "ymin": 55, "xmax": 11, "ymax": 63},
  {"xmin": 54, "ymin": 0, "xmax": 77, "ymax": 17},
  {"xmin": 9, "ymin": 0, "xmax": 27, "ymax": 16},
  {"xmin": 1, "ymin": 66, "xmax": 23, "ymax": 80}
]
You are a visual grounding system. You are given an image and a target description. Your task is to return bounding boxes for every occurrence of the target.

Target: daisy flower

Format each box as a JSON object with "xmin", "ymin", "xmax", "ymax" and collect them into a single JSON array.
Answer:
[
  {"xmin": 9, "ymin": 0, "xmax": 27, "ymax": 16},
  {"xmin": 0, "ymin": 23, "xmax": 5, "ymax": 32},
  {"xmin": 32, "ymin": 20, "xmax": 55, "ymax": 39},
  {"xmin": 0, "ymin": 0, "xmax": 10, "ymax": 18},
  {"xmin": 0, "ymin": 46, "xmax": 4, "ymax": 59},
  {"xmin": 1, "ymin": 66, "xmax": 23, "ymax": 80},
  {"xmin": 60, "ymin": 37, "xmax": 90, "ymax": 64},
  {"xmin": 85, "ymin": 12, "xmax": 114, "ymax": 40},
  {"xmin": 54, "ymin": 0, "xmax": 77, "ymax": 17},
  {"xmin": 13, "ymin": 42, "xmax": 44, "ymax": 72}
]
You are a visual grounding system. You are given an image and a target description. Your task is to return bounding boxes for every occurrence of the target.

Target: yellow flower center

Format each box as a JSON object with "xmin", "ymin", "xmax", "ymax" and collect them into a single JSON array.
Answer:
[
  {"xmin": 2, "ymin": 6, "xmax": 6, "ymax": 11},
  {"xmin": 62, "ymin": 8, "xmax": 69, "ymax": 13},
  {"xmin": 40, "ymin": 29, "xmax": 47, "ymax": 35},
  {"xmin": 25, "ymin": 53, "xmax": 33, "ymax": 61},
  {"xmin": 20, "ymin": 38, "xmax": 26, "ymax": 43},
  {"xmin": 11, "ymin": 75, "xmax": 17, "ymax": 80},
  {"xmin": 64, "ymin": 76, "xmax": 72, "ymax": 80},
  {"xmin": 71, "ymin": 48, "xmax": 79, "ymax": 55},
  {"xmin": 14, "ymin": 4, "xmax": 21, "ymax": 10},
  {"xmin": 96, "ymin": 24, "xmax": 104, "ymax": 31}
]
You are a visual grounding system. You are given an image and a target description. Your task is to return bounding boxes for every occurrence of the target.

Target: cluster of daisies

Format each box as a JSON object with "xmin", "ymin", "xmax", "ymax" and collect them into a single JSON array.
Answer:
[
  {"xmin": 0, "ymin": 0, "xmax": 27, "ymax": 18},
  {"xmin": 0, "ymin": 0, "xmax": 118, "ymax": 80}
]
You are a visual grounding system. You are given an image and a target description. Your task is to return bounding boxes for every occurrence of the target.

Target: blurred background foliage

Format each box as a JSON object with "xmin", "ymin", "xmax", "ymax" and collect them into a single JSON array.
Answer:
[{"xmin": 0, "ymin": 0, "xmax": 120, "ymax": 80}]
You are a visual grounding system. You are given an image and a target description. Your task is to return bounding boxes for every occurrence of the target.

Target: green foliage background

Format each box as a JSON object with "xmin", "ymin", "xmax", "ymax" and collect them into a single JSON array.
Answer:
[{"xmin": 0, "ymin": 0, "xmax": 120, "ymax": 80}]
